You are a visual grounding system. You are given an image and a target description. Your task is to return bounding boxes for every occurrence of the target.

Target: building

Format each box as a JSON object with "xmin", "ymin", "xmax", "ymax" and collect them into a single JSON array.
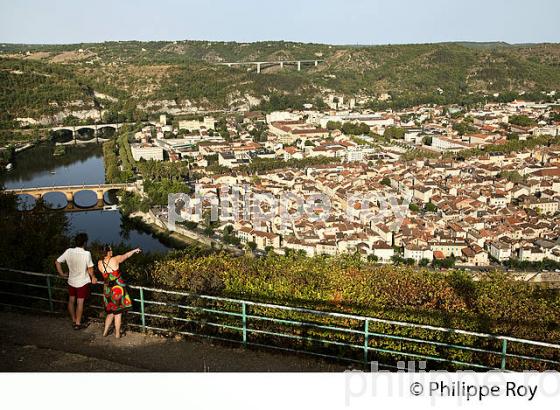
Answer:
[
  {"xmin": 178, "ymin": 116, "xmax": 216, "ymax": 131},
  {"xmin": 461, "ymin": 245, "xmax": 489, "ymax": 266},
  {"xmin": 269, "ymin": 121, "xmax": 329, "ymax": 144},
  {"xmin": 413, "ymin": 186, "xmax": 433, "ymax": 203},
  {"xmin": 371, "ymin": 241, "xmax": 395, "ymax": 263},
  {"xmin": 488, "ymin": 241, "xmax": 512, "ymax": 262},
  {"xmin": 218, "ymin": 152, "xmax": 239, "ymax": 168},
  {"xmin": 430, "ymin": 242, "xmax": 466, "ymax": 258},
  {"xmin": 404, "ymin": 244, "xmax": 433, "ymax": 263},
  {"xmin": 431, "ymin": 136, "xmax": 472, "ymax": 151},
  {"xmin": 130, "ymin": 144, "xmax": 164, "ymax": 161},
  {"xmin": 252, "ymin": 230, "xmax": 281, "ymax": 250},
  {"xmin": 318, "ymin": 113, "xmax": 394, "ymax": 129},
  {"xmin": 526, "ymin": 198, "xmax": 559, "ymax": 214},
  {"xmin": 266, "ymin": 111, "xmax": 301, "ymax": 123},
  {"xmin": 346, "ymin": 148, "xmax": 364, "ymax": 162}
]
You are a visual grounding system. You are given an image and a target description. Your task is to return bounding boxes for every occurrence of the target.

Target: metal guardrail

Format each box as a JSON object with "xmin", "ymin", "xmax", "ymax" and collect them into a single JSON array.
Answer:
[{"xmin": 1, "ymin": 268, "xmax": 559, "ymax": 371}]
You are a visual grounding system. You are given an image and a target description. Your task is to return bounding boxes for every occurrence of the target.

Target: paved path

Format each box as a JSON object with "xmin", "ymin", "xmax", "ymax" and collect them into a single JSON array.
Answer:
[{"xmin": 0, "ymin": 311, "xmax": 346, "ymax": 372}]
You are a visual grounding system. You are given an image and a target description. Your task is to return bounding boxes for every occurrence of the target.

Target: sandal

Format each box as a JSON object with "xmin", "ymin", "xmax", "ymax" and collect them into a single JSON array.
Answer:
[{"xmin": 73, "ymin": 323, "xmax": 88, "ymax": 330}]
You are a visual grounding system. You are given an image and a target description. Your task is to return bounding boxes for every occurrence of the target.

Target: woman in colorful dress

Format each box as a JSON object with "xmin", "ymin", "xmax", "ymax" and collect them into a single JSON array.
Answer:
[{"xmin": 98, "ymin": 245, "xmax": 141, "ymax": 338}]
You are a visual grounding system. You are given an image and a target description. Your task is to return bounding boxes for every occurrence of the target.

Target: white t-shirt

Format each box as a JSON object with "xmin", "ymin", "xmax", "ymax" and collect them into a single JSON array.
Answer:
[{"xmin": 56, "ymin": 247, "xmax": 94, "ymax": 288}]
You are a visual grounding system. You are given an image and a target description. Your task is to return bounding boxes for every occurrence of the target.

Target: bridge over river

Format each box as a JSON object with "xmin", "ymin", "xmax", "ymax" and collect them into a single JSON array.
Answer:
[
  {"xmin": 5, "ymin": 183, "xmax": 134, "ymax": 209},
  {"xmin": 50, "ymin": 123, "xmax": 133, "ymax": 145}
]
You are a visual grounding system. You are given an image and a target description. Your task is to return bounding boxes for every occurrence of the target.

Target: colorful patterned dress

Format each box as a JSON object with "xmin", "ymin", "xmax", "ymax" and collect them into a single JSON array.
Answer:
[{"xmin": 101, "ymin": 261, "xmax": 133, "ymax": 314}]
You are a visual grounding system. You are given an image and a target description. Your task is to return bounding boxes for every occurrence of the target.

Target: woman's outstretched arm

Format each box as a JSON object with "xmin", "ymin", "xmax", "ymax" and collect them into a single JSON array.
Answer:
[{"xmin": 115, "ymin": 248, "xmax": 142, "ymax": 263}]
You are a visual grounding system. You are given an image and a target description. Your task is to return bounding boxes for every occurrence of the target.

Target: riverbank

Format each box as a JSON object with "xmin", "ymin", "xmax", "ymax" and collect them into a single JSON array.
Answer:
[
  {"xmin": 129, "ymin": 209, "xmax": 244, "ymax": 255},
  {"xmin": 128, "ymin": 210, "xmax": 213, "ymax": 250}
]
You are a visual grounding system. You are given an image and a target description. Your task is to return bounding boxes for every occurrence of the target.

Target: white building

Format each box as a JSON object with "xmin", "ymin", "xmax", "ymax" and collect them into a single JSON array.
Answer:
[
  {"xmin": 346, "ymin": 148, "xmax": 364, "ymax": 162},
  {"xmin": 533, "ymin": 125, "xmax": 559, "ymax": 137},
  {"xmin": 130, "ymin": 144, "xmax": 164, "ymax": 161},
  {"xmin": 431, "ymin": 136, "xmax": 471, "ymax": 151},
  {"xmin": 178, "ymin": 116, "xmax": 216, "ymax": 131},
  {"xmin": 318, "ymin": 113, "xmax": 394, "ymax": 129},
  {"xmin": 404, "ymin": 244, "xmax": 433, "ymax": 263},
  {"xmin": 488, "ymin": 241, "xmax": 512, "ymax": 262},
  {"xmin": 265, "ymin": 111, "xmax": 301, "ymax": 124},
  {"xmin": 371, "ymin": 242, "xmax": 395, "ymax": 263},
  {"xmin": 404, "ymin": 128, "xmax": 424, "ymax": 145}
]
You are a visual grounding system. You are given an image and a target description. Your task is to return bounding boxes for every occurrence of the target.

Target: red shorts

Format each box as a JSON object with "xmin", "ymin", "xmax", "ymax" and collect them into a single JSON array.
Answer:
[{"xmin": 68, "ymin": 284, "xmax": 90, "ymax": 299}]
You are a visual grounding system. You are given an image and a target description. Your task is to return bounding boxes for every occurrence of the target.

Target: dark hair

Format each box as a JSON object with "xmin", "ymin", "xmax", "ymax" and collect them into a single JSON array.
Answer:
[
  {"xmin": 75, "ymin": 233, "xmax": 88, "ymax": 248},
  {"xmin": 102, "ymin": 244, "xmax": 113, "ymax": 256}
]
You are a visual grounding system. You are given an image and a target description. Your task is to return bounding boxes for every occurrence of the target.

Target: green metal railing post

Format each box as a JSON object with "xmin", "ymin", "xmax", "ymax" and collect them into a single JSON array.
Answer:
[
  {"xmin": 501, "ymin": 339, "xmax": 508, "ymax": 370},
  {"xmin": 242, "ymin": 302, "xmax": 247, "ymax": 347},
  {"xmin": 363, "ymin": 319, "xmax": 369, "ymax": 366},
  {"xmin": 139, "ymin": 287, "xmax": 146, "ymax": 331},
  {"xmin": 46, "ymin": 275, "xmax": 53, "ymax": 312}
]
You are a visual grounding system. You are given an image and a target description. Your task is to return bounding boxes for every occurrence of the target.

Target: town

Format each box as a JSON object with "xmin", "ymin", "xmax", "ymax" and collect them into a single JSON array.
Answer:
[{"xmin": 119, "ymin": 96, "xmax": 560, "ymax": 270}]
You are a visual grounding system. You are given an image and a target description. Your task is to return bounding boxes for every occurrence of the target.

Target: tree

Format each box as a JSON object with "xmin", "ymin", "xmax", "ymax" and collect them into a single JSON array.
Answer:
[
  {"xmin": 433, "ymin": 256, "xmax": 456, "ymax": 269},
  {"xmin": 326, "ymin": 121, "xmax": 342, "ymax": 131},
  {"xmin": 0, "ymin": 191, "xmax": 69, "ymax": 272},
  {"xmin": 380, "ymin": 177, "xmax": 391, "ymax": 186},
  {"xmin": 425, "ymin": 202, "xmax": 437, "ymax": 212},
  {"xmin": 419, "ymin": 258, "xmax": 430, "ymax": 267},
  {"xmin": 509, "ymin": 115, "xmax": 535, "ymax": 127},
  {"xmin": 499, "ymin": 170, "xmax": 524, "ymax": 183},
  {"xmin": 246, "ymin": 241, "xmax": 257, "ymax": 252},
  {"xmin": 383, "ymin": 126, "xmax": 405, "ymax": 139},
  {"xmin": 409, "ymin": 203, "xmax": 420, "ymax": 212},
  {"xmin": 183, "ymin": 221, "xmax": 198, "ymax": 230},
  {"xmin": 452, "ymin": 122, "xmax": 476, "ymax": 136}
]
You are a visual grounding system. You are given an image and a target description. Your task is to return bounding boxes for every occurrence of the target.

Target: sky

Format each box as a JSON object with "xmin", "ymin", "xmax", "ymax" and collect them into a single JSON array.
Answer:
[{"xmin": 0, "ymin": 0, "xmax": 559, "ymax": 45}]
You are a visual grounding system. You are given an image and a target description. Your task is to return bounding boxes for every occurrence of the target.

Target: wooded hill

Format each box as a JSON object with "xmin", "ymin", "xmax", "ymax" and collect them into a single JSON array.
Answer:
[{"xmin": 1, "ymin": 41, "xmax": 560, "ymax": 128}]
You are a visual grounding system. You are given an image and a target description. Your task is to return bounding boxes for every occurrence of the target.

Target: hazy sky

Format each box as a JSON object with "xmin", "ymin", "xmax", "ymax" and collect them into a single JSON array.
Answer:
[{"xmin": 0, "ymin": 0, "xmax": 559, "ymax": 45}]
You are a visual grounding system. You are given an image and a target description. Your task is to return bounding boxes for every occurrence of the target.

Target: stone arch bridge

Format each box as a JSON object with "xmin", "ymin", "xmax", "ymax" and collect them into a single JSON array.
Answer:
[
  {"xmin": 50, "ymin": 123, "xmax": 127, "ymax": 145},
  {"xmin": 5, "ymin": 184, "xmax": 135, "ymax": 209}
]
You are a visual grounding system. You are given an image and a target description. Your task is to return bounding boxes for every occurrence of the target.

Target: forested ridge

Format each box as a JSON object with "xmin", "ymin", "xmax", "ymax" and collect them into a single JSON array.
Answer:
[{"xmin": 2, "ymin": 41, "xmax": 560, "ymax": 128}]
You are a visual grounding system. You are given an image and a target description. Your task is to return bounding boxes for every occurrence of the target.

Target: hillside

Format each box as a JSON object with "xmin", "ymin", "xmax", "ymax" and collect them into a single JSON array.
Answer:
[{"xmin": 1, "ymin": 41, "xmax": 560, "ymax": 127}]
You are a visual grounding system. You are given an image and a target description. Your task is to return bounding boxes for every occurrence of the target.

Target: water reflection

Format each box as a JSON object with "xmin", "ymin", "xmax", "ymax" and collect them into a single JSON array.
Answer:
[
  {"xmin": 1, "ymin": 143, "xmax": 105, "ymax": 188},
  {"xmin": 16, "ymin": 194, "xmax": 37, "ymax": 211},
  {"xmin": 42, "ymin": 192, "xmax": 67, "ymax": 209},
  {"xmin": 67, "ymin": 211, "xmax": 169, "ymax": 254},
  {"xmin": 73, "ymin": 190, "xmax": 98, "ymax": 208}
]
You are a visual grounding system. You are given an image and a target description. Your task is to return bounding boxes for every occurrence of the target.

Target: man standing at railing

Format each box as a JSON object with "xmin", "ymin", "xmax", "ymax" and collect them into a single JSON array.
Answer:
[{"xmin": 55, "ymin": 233, "xmax": 98, "ymax": 330}]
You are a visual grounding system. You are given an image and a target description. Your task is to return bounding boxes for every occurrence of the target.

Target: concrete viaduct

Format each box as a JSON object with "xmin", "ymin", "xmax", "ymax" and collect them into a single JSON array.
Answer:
[
  {"xmin": 219, "ymin": 59, "xmax": 323, "ymax": 73},
  {"xmin": 6, "ymin": 184, "xmax": 134, "ymax": 209}
]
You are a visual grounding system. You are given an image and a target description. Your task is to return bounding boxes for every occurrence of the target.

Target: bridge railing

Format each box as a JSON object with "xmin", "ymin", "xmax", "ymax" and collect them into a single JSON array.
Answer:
[
  {"xmin": 5, "ymin": 183, "xmax": 131, "ymax": 192},
  {"xmin": 1, "ymin": 268, "xmax": 559, "ymax": 371}
]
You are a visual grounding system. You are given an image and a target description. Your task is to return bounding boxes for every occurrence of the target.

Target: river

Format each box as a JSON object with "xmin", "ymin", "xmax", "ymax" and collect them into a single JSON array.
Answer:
[{"xmin": 0, "ymin": 143, "xmax": 171, "ymax": 253}]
